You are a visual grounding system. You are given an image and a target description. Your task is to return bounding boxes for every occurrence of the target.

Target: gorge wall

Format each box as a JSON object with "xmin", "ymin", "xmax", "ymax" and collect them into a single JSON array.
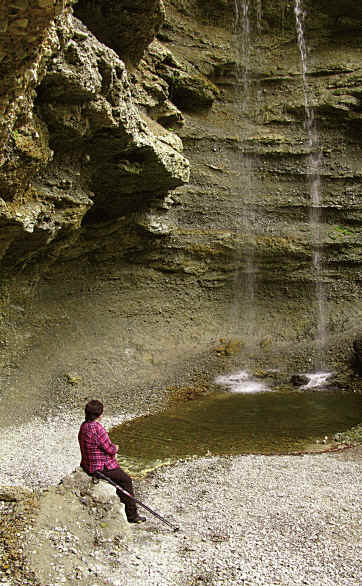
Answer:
[{"xmin": 0, "ymin": 0, "xmax": 361, "ymax": 419}]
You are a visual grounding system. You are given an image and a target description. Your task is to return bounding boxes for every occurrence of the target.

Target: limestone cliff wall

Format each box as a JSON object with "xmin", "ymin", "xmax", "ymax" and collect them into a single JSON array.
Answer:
[
  {"xmin": 0, "ymin": 0, "xmax": 361, "ymax": 408},
  {"xmin": 135, "ymin": 0, "xmax": 362, "ymax": 358},
  {"xmin": 0, "ymin": 0, "xmax": 189, "ymax": 274}
]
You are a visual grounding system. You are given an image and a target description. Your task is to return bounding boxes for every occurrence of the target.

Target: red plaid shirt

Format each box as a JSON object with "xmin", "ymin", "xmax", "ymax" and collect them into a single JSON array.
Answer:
[{"xmin": 78, "ymin": 420, "xmax": 118, "ymax": 474}]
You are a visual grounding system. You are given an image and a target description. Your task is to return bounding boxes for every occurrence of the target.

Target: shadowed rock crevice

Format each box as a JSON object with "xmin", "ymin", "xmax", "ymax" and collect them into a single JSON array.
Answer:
[{"xmin": 74, "ymin": 0, "xmax": 166, "ymax": 66}]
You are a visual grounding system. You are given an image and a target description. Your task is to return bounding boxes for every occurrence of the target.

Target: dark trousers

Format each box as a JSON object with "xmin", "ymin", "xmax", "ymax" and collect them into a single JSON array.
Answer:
[{"xmin": 101, "ymin": 466, "xmax": 138, "ymax": 521}]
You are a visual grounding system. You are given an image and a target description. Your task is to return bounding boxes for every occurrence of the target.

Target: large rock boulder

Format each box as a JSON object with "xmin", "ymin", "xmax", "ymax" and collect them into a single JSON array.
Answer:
[
  {"xmin": 290, "ymin": 374, "xmax": 309, "ymax": 387},
  {"xmin": 25, "ymin": 467, "xmax": 132, "ymax": 585}
]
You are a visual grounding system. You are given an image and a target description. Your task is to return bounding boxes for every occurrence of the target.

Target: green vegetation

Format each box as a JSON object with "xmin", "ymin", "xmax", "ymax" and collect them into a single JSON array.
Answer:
[
  {"xmin": 334, "ymin": 423, "xmax": 362, "ymax": 444},
  {"xmin": 328, "ymin": 225, "xmax": 355, "ymax": 240}
]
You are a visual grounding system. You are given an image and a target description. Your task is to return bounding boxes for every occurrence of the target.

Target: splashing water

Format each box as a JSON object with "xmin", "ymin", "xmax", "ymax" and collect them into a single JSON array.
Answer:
[
  {"xmin": 215, "ymin": 370, "xmax": 270, "ymax": 393},
  {"xmin": 301, "ymin": 372, "xmax": 332, "ymax": 389},
  {"xmin": 294, "ymin": 0, "xmax": 327, "ymax": 367}
]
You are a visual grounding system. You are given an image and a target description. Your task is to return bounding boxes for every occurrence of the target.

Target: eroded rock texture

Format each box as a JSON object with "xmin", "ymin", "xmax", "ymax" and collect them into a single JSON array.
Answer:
[{"xmin": 0, "ymin": 2, "xmax": 189, "ymax": 272}]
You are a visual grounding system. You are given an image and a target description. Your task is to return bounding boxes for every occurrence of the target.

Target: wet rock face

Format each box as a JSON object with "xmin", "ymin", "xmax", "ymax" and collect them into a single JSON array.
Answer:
[
  {"xmin": 147, "ymin": 0, "xmax": 362, "ymax": 361},
  {"xmin": 309, "ymin": 0, "xmax": 362, "ymax": 23},
  {"xmin": 260, "ymin": 0, "xmax": 362, "ymax": 29}
]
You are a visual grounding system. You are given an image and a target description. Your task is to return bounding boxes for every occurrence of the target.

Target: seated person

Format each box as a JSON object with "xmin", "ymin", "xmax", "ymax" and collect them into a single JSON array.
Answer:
[{"xmin": 78, "ymin": 399, "xmax": 145, "ymax": 524}]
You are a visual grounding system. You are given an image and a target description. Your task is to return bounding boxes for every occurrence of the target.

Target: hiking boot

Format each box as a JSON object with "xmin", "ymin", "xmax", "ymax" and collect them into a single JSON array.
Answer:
[{"xmin": 129, "ymin": 515, "xmax": 146, "ymax": 524}]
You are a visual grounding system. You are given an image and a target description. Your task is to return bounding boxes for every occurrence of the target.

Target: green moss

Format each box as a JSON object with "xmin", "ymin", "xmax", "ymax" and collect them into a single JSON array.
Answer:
[
  {"xmin": 328, "ymin": 225, "xmax": 357, "ymax": 241},
  {"xmin": 12, "ymin": 122, "xmax": 52, "ymax": 162}
]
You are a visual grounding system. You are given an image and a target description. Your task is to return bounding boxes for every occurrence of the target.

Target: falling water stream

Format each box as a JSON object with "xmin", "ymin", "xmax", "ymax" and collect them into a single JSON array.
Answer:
[
  {"xmin": 256, "ymin": 0, "xmax": 262, "ymax": 32},
  {"xmin": 233, "ymin": 0, "xmax": 251, "ymax": 103},
  {"xmin": 230, "ymin": 0, "xmax": 257, "ymax": 347},
  {"xmin": 294, "ymin": 0, "xmax": 327, "ymax": 368}
]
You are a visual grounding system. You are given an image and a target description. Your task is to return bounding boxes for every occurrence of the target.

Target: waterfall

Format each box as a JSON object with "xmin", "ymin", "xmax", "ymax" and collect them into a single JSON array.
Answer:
[
  {"xmin": 256, "ymin": 0, "xmax": 262, "ymax": 32},
  {"xmin": 233, "ymin": 0, "xmax": 251, "ymax": 108},
  {"xmin": 294, "ymin": 0, "xmax": 327, "ymax": 367},
  {"xmin": 230, "ymin": 0, "xmax": 257, "ymax": 348}
]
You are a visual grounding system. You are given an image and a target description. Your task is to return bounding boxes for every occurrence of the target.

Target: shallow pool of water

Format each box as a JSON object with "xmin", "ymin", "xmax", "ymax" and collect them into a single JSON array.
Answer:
[{"xmin": 110, "ymin": 389, "xmax": 361, "ymax": 476}]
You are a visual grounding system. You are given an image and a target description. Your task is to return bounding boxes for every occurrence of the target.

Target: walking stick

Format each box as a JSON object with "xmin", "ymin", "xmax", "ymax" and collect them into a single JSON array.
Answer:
[{"xmin": 95, "ymin": 471, "xmax": 179, "ymax": 532}]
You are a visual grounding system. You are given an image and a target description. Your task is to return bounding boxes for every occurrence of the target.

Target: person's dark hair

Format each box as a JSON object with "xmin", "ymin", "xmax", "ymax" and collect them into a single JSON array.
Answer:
[{"xmin": 85, "ymin": 400, "xmax": 104, "ymax": 421}]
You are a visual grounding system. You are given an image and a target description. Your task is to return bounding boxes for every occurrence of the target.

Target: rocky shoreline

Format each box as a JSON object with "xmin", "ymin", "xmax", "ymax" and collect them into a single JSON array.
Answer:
[
  {"xmin": 0, "ymin": 353, "xmax": 361, "ymax": 585},
  {"xmin": 0, "ymin": 403, "xmax": 361, "ymax": 585},
  {"xmin": 0, "ymin": 360, "xmax": 361, "ymax": 585}
]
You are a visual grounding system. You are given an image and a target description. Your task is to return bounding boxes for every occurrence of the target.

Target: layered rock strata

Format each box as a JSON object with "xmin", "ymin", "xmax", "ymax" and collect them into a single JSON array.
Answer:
[{"xmin": 0, "ymin": 0, "xmax": 361, "ymax": 405}]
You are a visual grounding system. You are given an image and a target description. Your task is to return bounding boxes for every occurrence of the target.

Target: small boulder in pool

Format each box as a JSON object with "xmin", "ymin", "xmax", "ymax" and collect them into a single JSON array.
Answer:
[{"xmin": 290, "ymin": 374, "xmax": 309, "ymax": 387}]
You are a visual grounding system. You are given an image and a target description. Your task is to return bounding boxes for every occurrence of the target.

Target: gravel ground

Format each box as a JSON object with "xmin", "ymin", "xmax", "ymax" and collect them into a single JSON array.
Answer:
[
  {"xmin": 0, "ymin": 414, "xmax": 361, "ymax": 585},
  {"xmin": 123, "ymin": 451, "xmax": 362, "ymax": 586}
]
